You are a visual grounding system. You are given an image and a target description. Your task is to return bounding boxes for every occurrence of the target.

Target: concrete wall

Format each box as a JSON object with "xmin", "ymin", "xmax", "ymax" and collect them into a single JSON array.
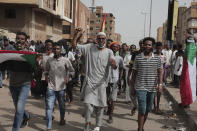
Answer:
[
  {"xmin": 157, "ymin": 26, "xmax": 163, "ymax": 42},
  {"xmin": 0, "ymin": 4, "xmax": 63, "ymax": 42},
  {"xmin": 176, "ymin": 7, "xmax": 187, "ymax": 45},
  {"xmin": 63, "ymin": 0, "xmax": 90, "ymax": 42},
  {"xmin": 34, "ymin": 10, "xmax": 62, "ymax": 42},
  {"xmin": 171, "ymin": 0, "xmax": 178, "ymax": 41},
  {"xmin": 0, "ymin": 5, "xmax": 28, "ymax": 34}
]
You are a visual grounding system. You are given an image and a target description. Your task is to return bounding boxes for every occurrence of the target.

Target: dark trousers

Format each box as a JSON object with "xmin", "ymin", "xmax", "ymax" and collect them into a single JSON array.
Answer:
[
  {"xmin": 174, "ymin": 75, "xmax": 180, "ymax": 88},
  {"xmin": 66, "ymin": 81, "xmax": 74, "ymax": 102}
]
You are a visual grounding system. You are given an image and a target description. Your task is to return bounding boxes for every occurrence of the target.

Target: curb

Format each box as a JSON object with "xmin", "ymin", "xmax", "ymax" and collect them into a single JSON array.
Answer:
[{"xmin": 163, "ymin": 86, "xmax": 197, "ymax": 131}]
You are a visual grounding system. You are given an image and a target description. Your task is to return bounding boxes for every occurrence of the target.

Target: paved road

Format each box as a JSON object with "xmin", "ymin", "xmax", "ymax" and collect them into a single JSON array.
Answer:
[{"xmin": 0, "ymin": 80, "xmax": 189, "ymax": 131}]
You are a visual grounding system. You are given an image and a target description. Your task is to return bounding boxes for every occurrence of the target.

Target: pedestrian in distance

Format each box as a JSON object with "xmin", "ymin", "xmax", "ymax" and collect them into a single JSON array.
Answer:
[
  {"xmin": 106, "ymin": 41, "xmax": 123, "ymax": 124},
  {"xmin": 153, "ymin": 42, "xmax": 166, "ymax": 114}
]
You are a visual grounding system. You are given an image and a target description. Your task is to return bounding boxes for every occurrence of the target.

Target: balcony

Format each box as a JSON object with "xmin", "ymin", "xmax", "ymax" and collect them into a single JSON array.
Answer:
[
  {"xmin": 0, "ymin": 0, "xmax": 73, "ymax": 23},
  {"xmin": 0, "ymin": 0, "xmax": 39, "ymax": 5}
]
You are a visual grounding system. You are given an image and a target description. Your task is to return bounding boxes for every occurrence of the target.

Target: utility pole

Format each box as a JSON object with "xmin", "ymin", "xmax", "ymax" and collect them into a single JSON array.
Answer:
[
  {"xmin": 141, "ymin": 12, "xmax": 148, "ymax": 38},
  {"xmin": 149, "ymin": 0, "xmax": 153, "ymax": 37},
  {"xmin": 89, "ymin": 0, "xmax": 96, "ymax": 13}
]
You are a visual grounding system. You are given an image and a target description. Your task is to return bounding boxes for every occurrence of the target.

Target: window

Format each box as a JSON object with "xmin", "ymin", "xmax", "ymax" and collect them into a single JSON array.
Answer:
[
  {"xmin": 96, "ymin": 20, "xmax": 100, "ymax": 23},
  {"xmin": 193, "ymin": 28, "xmax": 197, "ymax": 34},
  {"xmin": 105, "ymin": 27, "xmax": 107, "ymax": 31},
  {"xmin": 110, "ymin": 27, "xmax": 113, "ymax": 31},
  {"xmin": 90, "ymin": 27, "xmax": 93, "ymax": 30},
  {"xmin": 47, "ymin": 16, "xmax": 53, "ymax": 26},
  {"xmin": 53, "ymin": 0, "xmax": 57, "ymax": 10},
  {"xmin": 96, "ymin": 13, "xmax": 101, "ymax": 17},
  {"xmin": 62, "ymin": 25, "xmax": 71, "ymax": 34},
  {"xmin": 90, "ymin": 21, "xmax": 94, "ymax": 24},
  {"xmin": 47, "ymin": 0, "xmax": 51, "ymax": 8},
  {"xmin": 110, "ymin": 20, "xmax": 113, "ymax": 24},
  {"xmin": 4, "ymin": 9, "xmax": 16, "ymax": 19},
  {"xmin": 96, "ymin": 27, "xmax": 100, "ymax": 30}
]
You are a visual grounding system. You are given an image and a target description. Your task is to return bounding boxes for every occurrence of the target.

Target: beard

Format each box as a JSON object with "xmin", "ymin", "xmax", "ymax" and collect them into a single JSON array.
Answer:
[
  {"xmin": 144, "ymin": 48, "xmax": 153, "ymax": 55},
  {"xmin": 54, "ymin": 53, "xmax": 61, "ymax": 58}
]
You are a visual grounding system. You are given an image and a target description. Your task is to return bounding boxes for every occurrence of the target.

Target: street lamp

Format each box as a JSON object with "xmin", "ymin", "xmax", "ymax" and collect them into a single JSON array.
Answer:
[
  {"xmin": 149, "ymin": 0, "xmax": 153, "ymax": 37},
  {"xmin": 141, "ymin": 12, "xmax": 148, "ymax": 38}
]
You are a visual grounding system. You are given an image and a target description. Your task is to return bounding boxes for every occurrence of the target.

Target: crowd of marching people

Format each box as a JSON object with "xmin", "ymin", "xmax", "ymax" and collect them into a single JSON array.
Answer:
[{"xmin": 0, "ymin": 28, "xmax": 195, "ymax": 131}]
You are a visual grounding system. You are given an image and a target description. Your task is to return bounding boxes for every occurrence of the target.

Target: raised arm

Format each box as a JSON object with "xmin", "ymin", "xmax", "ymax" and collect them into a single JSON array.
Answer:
[{"xmin": 72, "ymin": 28, "xmax": 83, "ymax": 49}]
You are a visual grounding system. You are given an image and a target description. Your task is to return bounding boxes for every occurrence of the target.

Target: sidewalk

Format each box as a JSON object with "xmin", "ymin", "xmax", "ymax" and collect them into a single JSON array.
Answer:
[{"xmin": 164, "ymin": 84, "xmax": 197, "ymax": 131}]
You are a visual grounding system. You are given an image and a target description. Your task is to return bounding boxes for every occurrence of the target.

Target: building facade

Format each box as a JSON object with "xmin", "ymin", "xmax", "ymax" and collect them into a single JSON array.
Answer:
[
  {"xmin": 157, "ymin": 26, "xmax": 163, "ymax": 42},
  {"xmin": 113, "ymin": 33, "xmax": 121, "ymax": 45},
  {"xmin": 89, "ymin": 6, "xmax": 116, "ymax": 40},
  {"xmin": 63, "ymin": 0, "xmax": 90, "ymax": 43},
  {"xmin": 175, "ymin": 2, "xmax": 197, "ymax": 46},
  {"xmin": 0, "ymin": 0, "xmax": 73, "ymax": 42},
  {"xmin": 162, "ymin": 20, "xmax": 168, "ymax": 45},
  {"xmin": 175, "ymin": 7, "xmax": 187, "ymax": 45}
]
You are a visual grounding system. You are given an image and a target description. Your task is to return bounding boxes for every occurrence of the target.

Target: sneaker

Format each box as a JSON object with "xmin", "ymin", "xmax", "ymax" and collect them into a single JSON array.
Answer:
[
  {"xmin": 107, "ymin": 116, "xmax": 113, "ymax": 124},
  {"xmin": 93, "ymin": 127, "xmax": 100, "ymax": 131},
  {"xmin": 20, "ymin": 114, "xmax": 30, "ymax": 128}
]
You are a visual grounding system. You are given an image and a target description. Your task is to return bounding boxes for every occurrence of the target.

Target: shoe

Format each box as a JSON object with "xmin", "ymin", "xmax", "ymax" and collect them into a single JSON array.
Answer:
[
  {"xmin": 0, "ymin": 86, "xmax": 2, "ymax": 88},
  {"xmin": 59, "ymin": 119, "xmax": 66, "ymax": 125},
  {"xmin": 93, "ymin": 127, "xmax": 100, "ymax": 131},
  {"xmin": 183, "ymin": 105, "xmax": 190, "ymax": 109},
  {"xmin": 20, "ymin": 114, "xmax": 30, "ymax": 128},
  {"xmin": 107, "ymin": 116, "xmax": 113, "ymax": 124}
]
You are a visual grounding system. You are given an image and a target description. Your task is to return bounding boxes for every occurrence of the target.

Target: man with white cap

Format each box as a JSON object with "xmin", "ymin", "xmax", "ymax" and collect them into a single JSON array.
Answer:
[{"xmin": 73, "ymin": 29, "xmax": 117, "ymax": 131}]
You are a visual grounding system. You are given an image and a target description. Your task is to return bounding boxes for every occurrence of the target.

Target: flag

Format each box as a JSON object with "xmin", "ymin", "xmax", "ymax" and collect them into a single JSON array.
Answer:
[
  {"xmin": 0, "ymin": 50, "xmax": 37, "ymax": 72},
  {"xmin": 180, "ymin": 39, "xmax": 197, "ymax": 106},
  {"xmin": 100, "ymin": 13, "xmax": 106, "ymax": 32}
]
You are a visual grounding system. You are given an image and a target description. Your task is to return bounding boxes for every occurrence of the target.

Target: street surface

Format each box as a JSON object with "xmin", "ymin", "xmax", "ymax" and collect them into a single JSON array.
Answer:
[{"xmin": 0, "ymin": 80, "xmax": 189, "ymax": 131}]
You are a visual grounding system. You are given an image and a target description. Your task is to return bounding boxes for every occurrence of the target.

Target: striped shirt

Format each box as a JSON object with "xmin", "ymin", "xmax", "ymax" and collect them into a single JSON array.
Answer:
[{"xmin": 133, "ymin": 53, "xmax": 162, "ymax": 92}]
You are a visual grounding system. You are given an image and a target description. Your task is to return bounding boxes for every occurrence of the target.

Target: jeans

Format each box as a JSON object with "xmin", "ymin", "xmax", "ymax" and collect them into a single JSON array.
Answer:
[
  {"xmin": 0, "ymin": 71, "xmax": 2, "ymax": 87},
  {"xmin": 9, "ymin": 84, "xmax": 30, "ymax": 131},
  {"xmin": 136, "ymin": 90, "xmax": 155, "ymax": 115},
  {"xmin": 46, "ymin": 88, "xmax": 65, "ymax": 129}
]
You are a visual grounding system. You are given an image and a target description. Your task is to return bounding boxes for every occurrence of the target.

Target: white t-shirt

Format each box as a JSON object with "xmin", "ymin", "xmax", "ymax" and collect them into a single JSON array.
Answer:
[
  {"xmin": 110, "ymin": 55, "xmax": 123, "ymax": 83},
  {"xmin": 65, "ymin": 51, "xmax": 75, "ymax": 62},
  {"xmin": 174, "ymin": 56, "xmax": 183, "ymax": 76},
  {"xmin": 162, "ymin": 49, "xmax": 172, "ymax": 66}
]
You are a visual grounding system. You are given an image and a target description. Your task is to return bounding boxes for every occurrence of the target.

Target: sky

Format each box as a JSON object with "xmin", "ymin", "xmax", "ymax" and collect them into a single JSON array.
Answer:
[{"xmin": 80, "ymin": 0, "xmax": 193, "ymax": 46}]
